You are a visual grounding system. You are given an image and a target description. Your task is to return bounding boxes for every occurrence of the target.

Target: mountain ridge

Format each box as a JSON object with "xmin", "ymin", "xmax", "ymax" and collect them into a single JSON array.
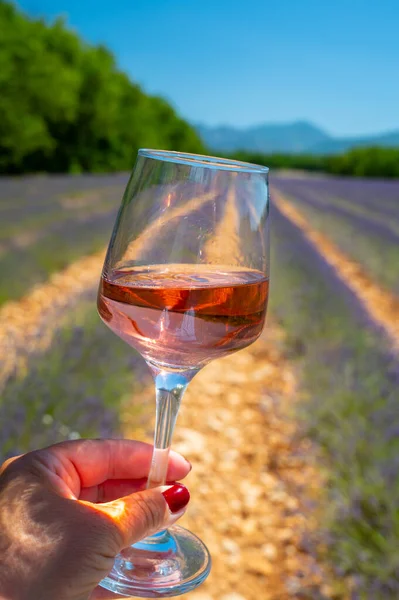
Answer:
[{"xmin": 196, "ymin": 121, "xmax": 399, "ymax": 155}]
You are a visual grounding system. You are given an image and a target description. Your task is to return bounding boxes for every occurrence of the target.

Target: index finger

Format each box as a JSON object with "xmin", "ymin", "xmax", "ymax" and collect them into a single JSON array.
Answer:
[{"xmin": 33, "ymin": 439, "xmax": 191, "ymax": 491}]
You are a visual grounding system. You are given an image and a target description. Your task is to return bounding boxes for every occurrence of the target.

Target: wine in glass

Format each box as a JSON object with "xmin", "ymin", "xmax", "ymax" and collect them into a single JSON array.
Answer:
[{"xmin": 97, "ymin": 150, "xmax": 269, "ymax": 597}]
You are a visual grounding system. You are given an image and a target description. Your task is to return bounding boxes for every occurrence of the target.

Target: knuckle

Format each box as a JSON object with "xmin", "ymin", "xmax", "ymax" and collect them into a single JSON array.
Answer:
[{"xmin": 133, "ymin": 494, "xmax": 163, "ymax": 534}]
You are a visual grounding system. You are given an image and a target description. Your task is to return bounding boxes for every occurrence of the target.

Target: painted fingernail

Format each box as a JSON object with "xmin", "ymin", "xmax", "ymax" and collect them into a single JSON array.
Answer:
[{"xmin": 162, "ymin": 484, "xmax": 190, "ymax": 513}]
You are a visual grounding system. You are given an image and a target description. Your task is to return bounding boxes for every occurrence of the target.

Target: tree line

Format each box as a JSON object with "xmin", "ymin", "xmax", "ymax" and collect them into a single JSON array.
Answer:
[
  {"xmin": 0, "ymin": 1, "xmax": 204, "ymax": 174},
  {"xmin": 230, "ymin": 146, "xmax": 399, "ymax": 179}
]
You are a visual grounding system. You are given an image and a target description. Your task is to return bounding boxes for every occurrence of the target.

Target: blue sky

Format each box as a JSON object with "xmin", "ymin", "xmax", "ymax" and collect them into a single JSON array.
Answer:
[{"xmin": 17, "ymin": 0, "xmax": 399, "ymax": 137}]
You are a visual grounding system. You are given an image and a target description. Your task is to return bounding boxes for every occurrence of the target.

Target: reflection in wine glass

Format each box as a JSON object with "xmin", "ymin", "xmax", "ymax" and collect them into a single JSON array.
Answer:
[{"xmin": 97, "ymin": 150, "xmax": 269, "ymax": 597}]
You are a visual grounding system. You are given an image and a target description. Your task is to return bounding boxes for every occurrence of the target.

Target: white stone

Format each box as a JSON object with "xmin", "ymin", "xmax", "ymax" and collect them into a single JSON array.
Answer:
[
  {"xmin": 221, "ymin": 538, "xmax": 240, "ymax": 555},
  {"xmin": 252, "ymin": 364, "xmax": 274, "ymax": 381},
  {"xmin": 261, "ymin": 543, "xmax": 278, "ymax": 560},
  {"xmin": 173, "ymin": 428, "xmax": 206, "ymax": 455}
]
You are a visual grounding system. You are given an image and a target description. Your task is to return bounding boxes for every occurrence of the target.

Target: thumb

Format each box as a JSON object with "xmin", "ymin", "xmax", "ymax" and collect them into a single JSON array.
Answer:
[{"xmin": 99, "ymin": 484, "xmax": 190, "ymax": 549}]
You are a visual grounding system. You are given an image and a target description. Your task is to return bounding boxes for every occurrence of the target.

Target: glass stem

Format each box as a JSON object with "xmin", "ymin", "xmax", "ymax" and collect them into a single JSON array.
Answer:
[{"xmin": 147, "ymin": 372, "xmax": 188, "ymax": 489}]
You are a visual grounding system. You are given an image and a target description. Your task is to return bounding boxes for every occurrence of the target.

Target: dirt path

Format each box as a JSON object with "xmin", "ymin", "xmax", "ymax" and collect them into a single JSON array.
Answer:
[
  {"xmin": 272, "ymin": 189, "xmax": 399, "ymax": 351},
  {"xmin": 122, "ymin": 326, "xmax": 334, "ymax": 600}
]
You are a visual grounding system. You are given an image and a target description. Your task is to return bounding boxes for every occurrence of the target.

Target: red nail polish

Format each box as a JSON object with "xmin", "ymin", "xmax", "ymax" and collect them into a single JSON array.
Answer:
[{"xmin": 162, "ymin": 484, "xmax": 190, "ymax": 513}]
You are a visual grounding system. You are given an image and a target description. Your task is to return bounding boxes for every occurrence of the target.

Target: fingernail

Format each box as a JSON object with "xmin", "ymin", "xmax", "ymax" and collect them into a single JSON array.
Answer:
[
  {"xmin": 186, "ymin": 458, "xmax": 192, "ymax": 472},
  {"xmin": 162, "ymin": 484, "xmax": 190, "ymax": 513}
]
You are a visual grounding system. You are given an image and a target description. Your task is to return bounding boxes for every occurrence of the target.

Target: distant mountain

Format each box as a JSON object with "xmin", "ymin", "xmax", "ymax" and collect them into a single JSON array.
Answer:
[
  {"xmin": 196, "ymin": 121, "xmax": 330, "ymax": 154},
  {"xmin": 196, "ymin": 121, "xmax": 399, "ymax": 155},
  {"xmin": 311, "ymin": 130, "xmax": 399, "ymax": 154}
]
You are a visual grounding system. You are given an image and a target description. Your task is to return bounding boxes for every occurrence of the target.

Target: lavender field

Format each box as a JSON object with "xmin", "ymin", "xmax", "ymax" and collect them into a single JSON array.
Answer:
[
  {"xmin": 0, "ymin": 173, "xmax": 128, "ymax": 303},
  {"xmin": 0, "ymin": 172, "xmax": 398, "ymax": 597},
  {"xmin": 272, "ymin": 174, "xmax": 399, "ymax": 294},
  {"xmin": 270, "ymin": 201, "xmax": 399, "ymax": 596}
]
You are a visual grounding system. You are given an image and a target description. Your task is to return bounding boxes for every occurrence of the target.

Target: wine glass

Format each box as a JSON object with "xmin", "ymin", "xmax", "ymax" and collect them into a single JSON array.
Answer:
[{"xmin": 97, "ymin": 150, "xmax": 270, "ymax": 597}]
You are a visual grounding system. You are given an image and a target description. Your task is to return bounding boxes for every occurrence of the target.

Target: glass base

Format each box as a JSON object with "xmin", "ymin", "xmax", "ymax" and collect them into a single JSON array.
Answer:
[{"xmin": 99, "ymin": 525, "xmax": 211, "ymax": 598}]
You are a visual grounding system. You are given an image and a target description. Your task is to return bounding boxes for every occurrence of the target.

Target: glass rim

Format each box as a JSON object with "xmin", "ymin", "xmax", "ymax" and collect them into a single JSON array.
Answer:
[{"xmin": 138, "ymin": 149, "xmax": 269, "ymax": 174}]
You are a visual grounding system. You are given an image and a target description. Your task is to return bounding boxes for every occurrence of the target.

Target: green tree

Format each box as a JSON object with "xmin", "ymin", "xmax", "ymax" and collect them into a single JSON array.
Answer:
[
  {"xmin": 0, "ymin": 1, "xmax": 204, "ymax": 174},
  {"xmin": 0, "ymin": 2, "xmax": 81, "ymax": 171}
]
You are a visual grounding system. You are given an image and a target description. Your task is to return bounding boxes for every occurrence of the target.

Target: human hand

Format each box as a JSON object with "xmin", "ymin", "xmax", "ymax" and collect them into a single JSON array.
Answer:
[{"xmin": 0, "ymin": 439, "xmax": 191, "ymax": 600}]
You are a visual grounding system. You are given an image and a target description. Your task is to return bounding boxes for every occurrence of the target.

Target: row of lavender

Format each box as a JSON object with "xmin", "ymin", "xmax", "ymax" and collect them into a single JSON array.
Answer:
[
  {"xmin": 271, "ymin": 174, "xmax": 399, "ymax": 295},
  {"xmin": 0, "ymin": 172, "xmax": 129, "ymax": 242},
  {"xmin": 0, "ymin": 173, "xmax": 129, "ymax": 304},
  {"xmin": 270, "ymin": 200, "xmax": 399, "ymax": 597}
]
